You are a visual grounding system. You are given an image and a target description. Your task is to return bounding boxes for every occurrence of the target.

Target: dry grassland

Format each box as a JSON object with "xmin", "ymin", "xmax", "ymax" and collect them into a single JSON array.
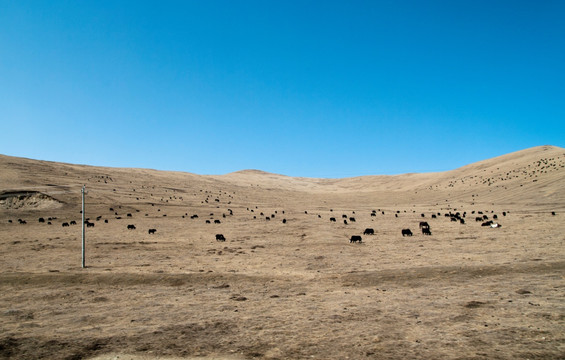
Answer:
[{"xmin": 1, "ymin": 146, "xmax": 564, "ymax": 359}]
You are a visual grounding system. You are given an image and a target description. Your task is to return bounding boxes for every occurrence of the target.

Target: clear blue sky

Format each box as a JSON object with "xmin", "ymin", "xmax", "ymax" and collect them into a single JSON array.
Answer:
[{"xmin": 1, "ymin": 1, "xmax": 563, "ymax": 177}]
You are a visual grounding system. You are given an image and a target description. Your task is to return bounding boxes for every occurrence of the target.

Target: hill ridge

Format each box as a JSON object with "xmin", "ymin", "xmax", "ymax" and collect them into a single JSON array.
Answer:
[
  {"xmin": 1, "ymin": 145, "xmax": 564, "ymax": 207},
  {"xmin": 1, "ymin": 145, "xmax": 563, "ymax": 180}
]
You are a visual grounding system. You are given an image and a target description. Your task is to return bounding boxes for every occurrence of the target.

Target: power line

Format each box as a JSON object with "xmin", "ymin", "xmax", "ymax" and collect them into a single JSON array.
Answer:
[{"xmin": 0, "ymin": 185, "xmax": 101, "ymax": 196}]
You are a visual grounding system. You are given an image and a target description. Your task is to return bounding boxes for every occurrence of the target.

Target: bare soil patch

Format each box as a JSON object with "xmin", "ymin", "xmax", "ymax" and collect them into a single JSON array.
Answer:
[{"xmin": 0, "ymin": 191, "xmax": 63, "ymax": 210}]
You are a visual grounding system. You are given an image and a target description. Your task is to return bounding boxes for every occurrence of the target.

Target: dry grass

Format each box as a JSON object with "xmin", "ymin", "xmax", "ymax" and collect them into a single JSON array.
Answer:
[{"xmin": 1, "ymin": 146, "xmax": 564, "ymax": 359}]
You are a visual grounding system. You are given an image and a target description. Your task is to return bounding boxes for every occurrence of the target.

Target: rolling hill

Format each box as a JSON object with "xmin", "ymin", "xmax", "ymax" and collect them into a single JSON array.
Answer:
[{"xmin": 1, "ymin": 146, "xmax": 564, "ymax": 359}]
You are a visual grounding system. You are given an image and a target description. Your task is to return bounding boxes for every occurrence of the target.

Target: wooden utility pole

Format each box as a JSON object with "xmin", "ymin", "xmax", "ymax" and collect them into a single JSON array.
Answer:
[{"xmin": 81, "ymin": 185, "xmax": 86, "ymax": 268}]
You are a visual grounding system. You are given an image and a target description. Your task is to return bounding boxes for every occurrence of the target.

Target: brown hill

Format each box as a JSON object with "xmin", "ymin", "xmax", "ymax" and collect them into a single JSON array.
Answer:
[
  {"xmin": 1, "ymin": 145, "xmax": 563, "ymax": 210},
  {"xmin": 1, "ymin": 146, "xmax": 564, "ymax": 360}
]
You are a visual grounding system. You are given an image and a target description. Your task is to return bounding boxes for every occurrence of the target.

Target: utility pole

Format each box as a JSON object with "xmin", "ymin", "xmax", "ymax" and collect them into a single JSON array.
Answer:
[{"xmin": 81, "ymin": 185, "xmax": 86, "ymax": 268}]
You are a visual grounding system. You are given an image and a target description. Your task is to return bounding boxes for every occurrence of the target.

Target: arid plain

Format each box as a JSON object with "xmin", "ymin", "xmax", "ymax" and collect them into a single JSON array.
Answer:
[{"xmin": 1, "ymin": 145, "xmax": 564, "ymax": 360}]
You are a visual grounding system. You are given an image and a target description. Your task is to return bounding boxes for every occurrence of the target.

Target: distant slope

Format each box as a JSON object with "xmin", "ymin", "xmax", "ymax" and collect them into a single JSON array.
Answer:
[
  {"xmin": 418, "ymin": 145, "xmax": 565, "ymax": 205},
  {"xmin": 215, "ymin": 146, "xmax": 565, "ymax": 206},
  {"xmin": 1, "ymin": 145, "xmax": 564, "ymax": 207}
]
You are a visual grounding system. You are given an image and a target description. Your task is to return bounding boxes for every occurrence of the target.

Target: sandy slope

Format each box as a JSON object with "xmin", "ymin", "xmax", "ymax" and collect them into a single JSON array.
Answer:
[{"xmin": 0, "ymin": 145, "xmax": 564, "ymax": 359}]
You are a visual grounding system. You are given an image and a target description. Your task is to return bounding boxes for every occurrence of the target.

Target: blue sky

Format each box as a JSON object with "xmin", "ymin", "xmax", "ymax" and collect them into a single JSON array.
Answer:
[{"xmin": 1, "ymin": 1, "xmax": 563, "ymax": 177}]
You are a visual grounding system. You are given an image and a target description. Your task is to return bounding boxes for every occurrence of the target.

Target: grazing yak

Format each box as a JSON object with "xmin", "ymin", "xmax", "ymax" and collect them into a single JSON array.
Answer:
[
  {"xmin": 216, "ymin": 234, "xmax": 226, "ymax": 242},
  {"xmin": 419, "ymin": 221, "xmax": 429, "ymax": 229},
  {"xmin": 127, "ymin": 224, "xmax": 136, "ymax": 230},
  {"xmin": 349, "ymin": 235, "xmax": 362, "ymax": 243},
  {"xmin": 422, "ymin": 227, "xmax": 432, "ymax": 235},
  {"xmin": 62, "ymin": 222, "xmax": 70, "ymax": 227},
  {"xmin": 330, "ymin": 217, "xmax": 336, "ymax": 222},
  {"xmin": 402, "ymin": 229, "xmax": 413, "ymax": 237},
  {"xmin": 148, "ymin": 228, "xmax": 157, "ymax": 234},
  {"xmin": 363, "ymin": 228, "xmax": 375, "ymax": 235}
]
